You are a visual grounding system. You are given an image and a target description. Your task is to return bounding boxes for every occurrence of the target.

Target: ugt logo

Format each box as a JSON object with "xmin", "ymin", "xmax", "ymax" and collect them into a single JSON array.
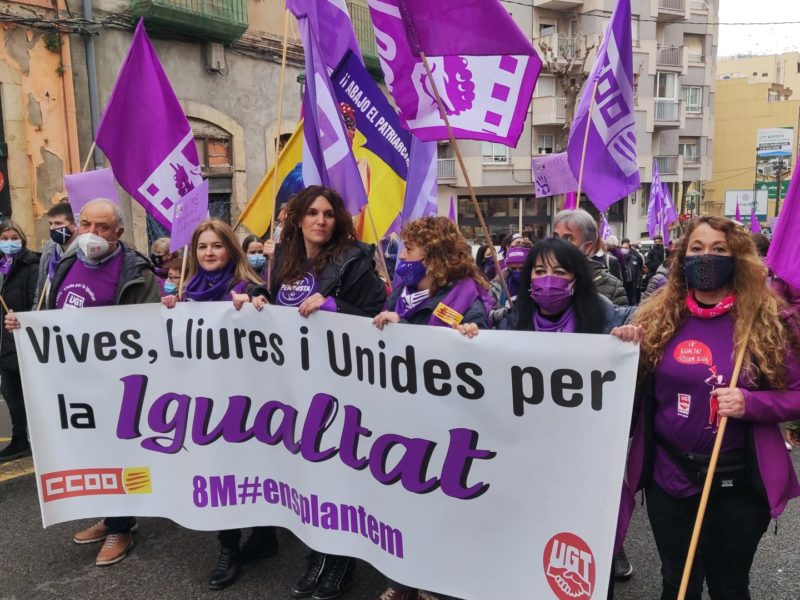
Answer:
[{"xmin": 543, "ymin": 532, "xmax": 596, "ymax": 600}]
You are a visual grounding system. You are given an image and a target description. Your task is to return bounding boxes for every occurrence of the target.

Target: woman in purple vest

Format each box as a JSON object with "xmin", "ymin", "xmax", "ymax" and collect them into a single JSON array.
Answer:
[
  {"xmin": 372, "ymin": 216, "xmax": 493, "ymax": 600},
  {"xmin": 616, "ymin": 215, "xmax": 800, "ymax": 600},
  {"xmin": 161, "ymin": 219, "xmax": 273, "ymax": 590},
  {"xmin": 259, "ymin": 185, "xmax": 386, "ymax": 600}
]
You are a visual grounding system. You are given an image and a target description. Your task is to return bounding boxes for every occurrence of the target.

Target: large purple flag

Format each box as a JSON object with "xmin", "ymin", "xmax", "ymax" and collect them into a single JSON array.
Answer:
[
  {"xmin": 400, "ymin": 136, "xmax": 438, "ymax": 225},
  {"xmin": 287, "ymin": 0, "xmax": 362, "ymax": 68},
  {"xmin": 290, "ymin": 4, "xmax": 368, "ymax": 215},
  {"xmin": 750, "ymin": 205, "xmax": 762, "ymax": 233},
  {"xmin": 567, "ymin": 0, "xmax": 639, "ymax": 211},
  {"xmin": 96, "ymin": 20, "xmax": 202, "ymax": 231},
  {"xmin": 367, "ymin": 0, "xmax": 541, "ymax": 147},
  {"xmin": 766, "ymin": 165, "xmax": 800, "ymax": 287}
]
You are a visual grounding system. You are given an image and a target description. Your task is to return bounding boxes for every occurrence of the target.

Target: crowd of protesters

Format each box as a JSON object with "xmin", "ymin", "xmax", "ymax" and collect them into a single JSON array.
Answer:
[{"xmin": 1, "ymin": 187, "xmax": 800, "ymax": 600}]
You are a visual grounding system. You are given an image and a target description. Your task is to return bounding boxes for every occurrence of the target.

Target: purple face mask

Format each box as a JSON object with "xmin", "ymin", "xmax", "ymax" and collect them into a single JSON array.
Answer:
[
  {"xmin": 394, "ymin": 260, "xmax": 427, "ymax": 287},
  {"xmin": 530, "ymin": 275, "xmax": 574, "ymax": 314}
]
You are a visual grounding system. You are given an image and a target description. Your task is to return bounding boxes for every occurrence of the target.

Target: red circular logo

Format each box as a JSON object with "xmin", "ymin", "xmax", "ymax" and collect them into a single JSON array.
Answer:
[
  {"xmin": 543, "ymin": 532, "xmax": 596, "ymax": 600},
  {"xmin": 0, "ymin": 172, "xmax": 5, "ymax": 193}
]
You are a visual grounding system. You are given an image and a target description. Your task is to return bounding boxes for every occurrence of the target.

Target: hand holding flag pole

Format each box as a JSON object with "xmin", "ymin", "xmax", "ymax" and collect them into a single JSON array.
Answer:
[
  {"xmin": 677, "ymin": 317, "xmax": 755, "ymax": 600},
  {"xmin": 418, "ymin": 51, "xmax": 511, "ymax": 303}
]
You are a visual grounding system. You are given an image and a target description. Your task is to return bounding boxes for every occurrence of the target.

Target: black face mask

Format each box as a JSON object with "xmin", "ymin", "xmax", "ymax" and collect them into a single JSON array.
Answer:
[
  {"xmin": 683, "ymin": 254, "xmax": 735, "ymax": 292},
  {"xmin": 150, "ymin": 253, "xmax": 164, "ymax": 267},
  {"xmin": 50, "ymin": 225, "xmax": 73, "ymax": 245}
]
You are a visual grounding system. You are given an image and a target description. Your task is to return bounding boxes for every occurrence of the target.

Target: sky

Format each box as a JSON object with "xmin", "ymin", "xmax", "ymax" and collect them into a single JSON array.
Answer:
[{"xmin": 718, "ymin": 1, "xmax": 800, "ymax": 57}]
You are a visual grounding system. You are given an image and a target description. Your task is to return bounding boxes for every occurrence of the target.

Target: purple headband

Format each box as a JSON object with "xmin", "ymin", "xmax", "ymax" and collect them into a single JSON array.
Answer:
[{"xmin": 505, "ymin": 246, "xmax": 530, "ymax": 266}]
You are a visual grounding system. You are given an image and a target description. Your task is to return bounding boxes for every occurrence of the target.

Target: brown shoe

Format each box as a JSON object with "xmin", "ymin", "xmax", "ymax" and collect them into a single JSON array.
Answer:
[
  {"xmin": 380, "ymin": 588, "xmax": 419, "ymax": 600},
  {"xmin": 73, "ymin": 519, "xmax": 138, "ymax": 544},
  {"xmin": 95, "ymin": 533, "xmax": 134, "ymax": 566}
]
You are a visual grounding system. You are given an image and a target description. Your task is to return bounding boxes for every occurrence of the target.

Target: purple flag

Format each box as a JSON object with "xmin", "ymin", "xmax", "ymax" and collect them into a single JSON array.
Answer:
[
  {"xmin": 286, "ymin": 0, "xmax": 362, "ymax": 68},
  {"xmin": 448, "ymin": 196, "xmax": 456, "ymax": 222},
  {"xmin": 96, "ymin": 20, "xmax": 202, "ymax": 231},
  {"xmin": 567, "ymin": 0, "xmax": 639, "ymax": 211},
  {"xmin": 64, "ymin": 168, "xmax": 121, "ymax": 215},
  {"xmin": 646, "ymin": 159, "xmax": 664, "ymax": 239},
  {"xmin": 564, "ymin": 192, "xmax": 578, "ymax": 210},
  {"xmin": 735, "ymin": 197, "xmax": 742, "ymax": 222},
  {"xmin": 367, "ymin": 0, "xmax": 541, "ymax": 147},
  {"xmin": 600, "ymin": 214, "xmax": 613, "ymax": 240},
  {"xmin": 532, "ymin": 152, "xmax": 580, "ymax": 199},
  {"xmin": 662, "ymin": 183, "xmax": 678, "ymax": 224},
  {"xmin": 767, "ymin": 166, "xmax": 800, "ymax": 287},
  {"xmin": 290, "ymin": 5, "xmax": 369, "ymax": 215},
  {"xmin": 169, "ymin": 179, "xmax": 209, "ymax": 252},
  {"xmin": 750, "ymin": 204, "xmax": 762, "ymax": 233},
  {"xmin": 400, "ymin": 136, "xmax": 438, "ymax": 227}
]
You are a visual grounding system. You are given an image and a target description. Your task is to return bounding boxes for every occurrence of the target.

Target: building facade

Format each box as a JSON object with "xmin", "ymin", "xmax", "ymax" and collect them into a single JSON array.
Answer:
[{"xmin": 439, "ymin": 0, "xmax": 719, "ymax": 243}]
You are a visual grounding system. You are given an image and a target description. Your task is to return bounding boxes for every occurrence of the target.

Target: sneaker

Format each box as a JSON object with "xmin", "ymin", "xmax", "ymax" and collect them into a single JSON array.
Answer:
[
  {"xmin": 95, "ymin": 533, "xmax": 134, "ymax": 566},
  {"xmin": 380, "ymin": 588, "xmax": 420, "ymax": 600},
  {"xmin": 312, "ymin": 556, "xmax": 355, "ymax": 600},
  {"xmin": 73, "ymin": 519, "xmax": 138, "ymax": 544},
  {"xmin": 208, "ymin": 546, "xmax": 241, "ymax": 590},
  {"xmin": 292, "ymin": 552, "xmax": 327, "ymax": 598},
  {"xmin": 613, "ymin": 547, "xmax": 634, "ymax": 580},
  {"xmin": 0, "ymin": 437, "xmax": 31, "ymax": 463}
]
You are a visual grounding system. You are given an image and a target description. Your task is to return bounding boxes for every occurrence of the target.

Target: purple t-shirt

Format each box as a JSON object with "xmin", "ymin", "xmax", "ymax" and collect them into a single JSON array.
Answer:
[
  {"xmin": 274, "ymin": 272, "xmax": 319, "ymax": 307},
  {"xmin": 55, "ymin": 252, "xmax": 124, "ymax": 309},
  {"xmin": 652, "ymin": 313, "xmax": 748, "ymax": 497}
]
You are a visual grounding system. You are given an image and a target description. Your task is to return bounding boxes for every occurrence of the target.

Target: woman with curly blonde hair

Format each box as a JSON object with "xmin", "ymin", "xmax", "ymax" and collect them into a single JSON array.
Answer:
[
  {"xmin": 374, "ymin": 216, "xmax": 494, "ymax": 336},
  {"xmin": 615, "ymin": 215, "xmax": 800, "ymax": 600}
]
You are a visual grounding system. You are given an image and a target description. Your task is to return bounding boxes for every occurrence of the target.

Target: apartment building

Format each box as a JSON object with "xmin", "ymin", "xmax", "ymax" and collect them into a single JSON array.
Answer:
[{"xmin": 438, "ymin": 0, "xmax": 719, "ymax": 243}]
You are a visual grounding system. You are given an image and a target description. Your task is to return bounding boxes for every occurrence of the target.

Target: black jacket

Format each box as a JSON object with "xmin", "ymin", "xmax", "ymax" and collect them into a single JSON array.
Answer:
[
  {"xmin": 270, "ymin": 241, "xmax": 386, "ymax": 317},
  {"xmin": 589, "ymin": 260, "xmax": 629, "ymax": 306},
  {"xmin": 0, "ymin": 248, "xmax": 40, "ymax": 369}
]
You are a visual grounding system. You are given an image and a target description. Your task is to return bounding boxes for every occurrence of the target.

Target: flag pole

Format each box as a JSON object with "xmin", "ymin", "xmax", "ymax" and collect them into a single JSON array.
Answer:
[
  {"xmin": 576, "ymin": 78, "xmax": 600, "ymax": 206},
  {"xmin": 364, "ymin": 204, "xmax": 392, "ymax": 286},
  {"xmin": 178, "ymin": 244, "xmax": 189, "ymax": 298},
  {"xmin": 418, "ymin": 51, "xmax": 510, "ymax": 303},
  {"xmin": 81, "ymin": 142, "xmax": 97, "ymax": 173},
  {"xmin": 677, "ymin": 318, "xmax": 754, "ymax": 600}
]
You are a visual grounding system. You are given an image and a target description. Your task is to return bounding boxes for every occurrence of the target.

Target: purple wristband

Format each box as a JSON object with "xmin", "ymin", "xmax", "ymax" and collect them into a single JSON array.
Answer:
[{"xmin": 319, "ymin": 296, "xmax": 338, "ymax": 312}]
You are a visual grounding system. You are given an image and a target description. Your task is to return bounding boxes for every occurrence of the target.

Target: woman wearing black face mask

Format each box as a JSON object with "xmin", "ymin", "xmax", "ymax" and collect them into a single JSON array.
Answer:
[{"xmin": 615, "ymin": 215, "xmax": 800, "ymax": 600}]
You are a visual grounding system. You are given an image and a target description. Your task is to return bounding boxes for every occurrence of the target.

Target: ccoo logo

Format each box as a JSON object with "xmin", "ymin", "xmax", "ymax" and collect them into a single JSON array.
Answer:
[{"xmin": 543, "ymin": 532, "xmax": 596, "ymax": 600}]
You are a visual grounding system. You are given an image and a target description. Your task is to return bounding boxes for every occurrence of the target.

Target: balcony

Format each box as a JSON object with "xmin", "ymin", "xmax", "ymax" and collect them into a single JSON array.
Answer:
[
  {"xmin": 438, "ymin": 158, "xmax": 456, "ymax": 181},
  {"xmin": 130, "ymin": 0, "xmax": 247, "ymax": 43},
  {"xmin": 656, "ymin": 46, "xmax": 683, "ymax": 69},
  {"xmin": 536, "ymin": 34, "xmax": 577, "ymax": 61},
  {"xmin": 533, "ymin": 0, "xmax": 583, "ymax": 9},
  {"xmin": 655, "ymin": 156, "xmax": 678, "ymax": 176},
  {"xmin": 347, "ymin": 1, "xmax": 383, "ymax": 79},
  {"xmin": 656, "ymin": 0, "xmax": 686, "ymax": 21},
  {"xmin": 532, "ymin": 96, "xmax": 566, "ymax": 126},
  {"xmin": 654, "ymin": 99, "xmax": 680, "ymax": 127}
]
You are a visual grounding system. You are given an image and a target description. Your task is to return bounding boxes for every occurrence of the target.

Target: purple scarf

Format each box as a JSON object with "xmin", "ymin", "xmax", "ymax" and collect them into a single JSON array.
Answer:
[
  {"xmin": 395, "ymin": 286, "xmax": 431, "ymax": 319},
  {"xmin": 185, "ymin": 262, "xmax": 238, "ymax": 302},
  {"xmin": 428, "ymin": 278, "xmax": 494, "ymax": 327},
  {"xmin": 0, "ymin": 256, "xmax": 13, "ymax": 277},
  {"xmin": 532, "ymin": 307, "xmax": 577, "ymax": 333}
]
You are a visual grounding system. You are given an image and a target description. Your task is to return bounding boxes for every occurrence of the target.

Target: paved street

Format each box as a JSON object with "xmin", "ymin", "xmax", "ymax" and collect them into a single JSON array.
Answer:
[{"xmin": 1, "ymin": 404, "xmax": 799, "ymax": 600}]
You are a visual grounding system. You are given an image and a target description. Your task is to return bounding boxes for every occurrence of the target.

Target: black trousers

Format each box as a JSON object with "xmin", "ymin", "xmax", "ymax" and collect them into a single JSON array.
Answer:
[
  {"xmin": 218, "ymin": 526, "xmax": 278, "ymax": 549},
  {"xmin": 623, "ymin": 282, "xmax": 640, "ymax": 306},
  {"xmin": 104, "ymin": 516, "xmax": 135, "ymax": 534},
  {"xmin": 645, "ymin": 481, "xmax": 770, "ymax": 600},
  {"xmin": 1, "ymin": 367, "xmax": 27, "ymax": 440}
]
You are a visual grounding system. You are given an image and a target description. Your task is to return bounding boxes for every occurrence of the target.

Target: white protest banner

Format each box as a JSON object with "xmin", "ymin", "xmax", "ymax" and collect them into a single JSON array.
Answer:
[
  {"xmin": 532, "ymin": 152, "xmax": 579, "ymax": 199},
  {"xmin": 15, "ymin": 303, "xmax": 638, "ymax": 600}
]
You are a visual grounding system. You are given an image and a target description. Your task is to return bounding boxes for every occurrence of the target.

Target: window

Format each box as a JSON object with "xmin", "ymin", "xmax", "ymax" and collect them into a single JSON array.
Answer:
[
  {"xmin": 534, "ymin": 76, "xmax": 556, "ymax": 98},
  {"xmin": 631, "ymin": 17, "xmax": 639, "ymax": 46},
  {"xmin": 481, "ymin": 142, "xmax": 509, "ymax": 164},
  {"xmin": 537, "ymin": 134, "xmax": 554, "ymax": 155},
  {"xmin": 679, "ymin": 139, "xmax": 699, "ymax": 164},
  {"xmin": 656, "ymin": 72, "xmax": 678, "ymax": 99},
  {"xmin": 681, "ymin": 85, "xmax": 703, "ymax": 113},
  {"xmin": 768, "ymin": 89, "xmax": 781, "ymax": 102},
  {"xmin": 685, "ymin": 34, "xmax": 704, "ymax": 62},
  {"xmin": 762, "ymin": 72, "xmax": 768, "ymax": 77},
  {"xmin": 539, "ymin": 22, "xmax": 556, "ymax": 37}
]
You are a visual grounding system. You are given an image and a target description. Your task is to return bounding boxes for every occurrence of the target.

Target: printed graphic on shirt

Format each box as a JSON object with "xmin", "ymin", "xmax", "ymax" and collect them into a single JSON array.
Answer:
[
  {"xmin": 277, "ymin": 273, "xmax": 317, "ymax": 307},
  {"xmin": 57, "ymin": 284, "xmax": 96, "ymax": 310},
  {"xmin": 677, "ymin": 393, "xmax": 691, "ymax": 417},
  {"xmin": 672, "ymin": 339, "xmax": 726, "ymax": 431}
]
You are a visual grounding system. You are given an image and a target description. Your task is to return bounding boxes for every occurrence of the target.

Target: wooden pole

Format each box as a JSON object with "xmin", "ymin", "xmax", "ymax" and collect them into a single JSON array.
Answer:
[
  {"xmin": 364, "ymin": 204, "xmax": 391, "ymax": 286},
  {"xmin": 269, "ymin": 9, "xmax": 291, "ymax": 240},
  {"xmin": 81, "ymin": 142, "xmax": 97, "ymax": 173},
  {"xmin": 0, "ymin": 294, "xmax": 9, "ymax": 315},
  {"xmin": 418, "ymin": 52, "xmax": 510, "ymax": 302},
  {"xmin": 576, "ymin": 78, "xmax": 600, "ymax": 207},
  {"xmin": 36, "ymin": 284, "xmax": 48, "ymax": 311},
  {"xmin": 677, "ymin": 318, "xmax": 755, "ymax": 600},
  {"xmin": 178, "ymin": 244, "xmax": 189, "ymax": 298}
]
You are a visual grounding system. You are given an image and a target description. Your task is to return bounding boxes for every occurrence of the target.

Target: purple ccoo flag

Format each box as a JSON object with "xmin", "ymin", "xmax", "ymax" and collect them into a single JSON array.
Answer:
[
  {"xmin": 400, "ymin": 135, "xmax": 438, "ymax": 227},
  {"xmin": 599, "ymin": 214, "xmax": 613, "ymax": 240},
  {"xmin": 289, "ymin": 2, "xmax": 369, "ymax": 215},
  {"xmin": 96, "ymin": 20, "xmax": 202, "ymax": 231},
  {"xmin": 750, "ymin": 204, "xmax": 762, "ymax": 233},
  {"xmin": 567, "ymin": 0, "xmax": 639, "ymax": 212},
  {"xmin": 367, "ymin": 0, "xmax": 541, "ymax": 147},
  {"xmin": 646, "ymin": 161, "xmax": 678, "ymax": 242},
  {"xmin": 766, "ymin": 164, "xmax": 800, "ymax": 287},
  {"xmin": 286, "ymin": 0, "xmax": 362, "ymax": 68}
]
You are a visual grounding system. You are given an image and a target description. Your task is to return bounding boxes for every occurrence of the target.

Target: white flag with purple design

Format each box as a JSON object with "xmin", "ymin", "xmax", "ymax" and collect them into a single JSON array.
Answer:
[
  {"xmin": 367, "ymin": 0, "xmax": 541, "ymax": 147},
  {"xmin": 567, "ymin": 0, "xmax": 639, "ymax": 212}
]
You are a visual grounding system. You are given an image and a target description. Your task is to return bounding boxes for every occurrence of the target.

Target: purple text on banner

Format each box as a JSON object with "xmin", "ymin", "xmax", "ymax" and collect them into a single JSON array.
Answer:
[
  {"xmin": 532, "ymin": 153, "xmax": 579, "ymax": 198},
  {"xmin": 64, "ymin": 168, "xmax": 121, "ymax": 216},
  {"xmin": 169, "ymin": 179, "xmax": 209, "ymax": 252}
]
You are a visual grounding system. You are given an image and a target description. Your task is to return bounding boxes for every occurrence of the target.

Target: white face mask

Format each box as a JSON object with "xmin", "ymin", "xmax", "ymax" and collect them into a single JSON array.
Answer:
[{"xmin": 78, "ymin": 233, "xmax": 111, "ymax": 262}]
